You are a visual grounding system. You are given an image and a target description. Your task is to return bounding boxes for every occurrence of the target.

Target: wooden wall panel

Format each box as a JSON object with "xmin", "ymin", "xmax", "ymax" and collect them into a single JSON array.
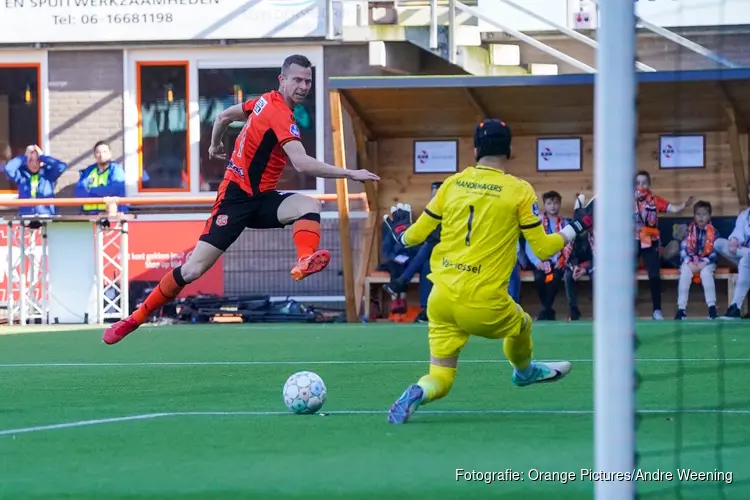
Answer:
[{"xmin": 376, "ymin": 132, "xmax": 742, "ymax": 217}]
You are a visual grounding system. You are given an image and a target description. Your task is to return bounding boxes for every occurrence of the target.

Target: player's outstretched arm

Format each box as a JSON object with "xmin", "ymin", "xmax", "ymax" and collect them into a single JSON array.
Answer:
[
  {"xmin": 283, "ymin": 141, "xmax": 379, "ymax": 182},
  {"xmin": 520, "ymin": 188, "xmax": 593, "ymax": 261}
]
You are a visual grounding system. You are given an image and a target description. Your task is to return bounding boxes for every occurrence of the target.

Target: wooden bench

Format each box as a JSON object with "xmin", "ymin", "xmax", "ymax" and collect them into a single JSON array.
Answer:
[{"xmin": 363, "ymin": 267, "xmax": 737, "ymax": 319}]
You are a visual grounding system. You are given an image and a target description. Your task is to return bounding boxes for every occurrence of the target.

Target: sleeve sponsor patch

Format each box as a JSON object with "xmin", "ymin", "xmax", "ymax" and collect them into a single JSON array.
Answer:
[
  {"xmin": 290, "ymin": 124, "xmax": 301, "ymax": 137},
  {"xmin": 531, "ymin": 202, "xmax": 540, "ymax": 217},
  {"xmin": 253, "ymin": 97, "xmax": 267, "ymax": 115}
]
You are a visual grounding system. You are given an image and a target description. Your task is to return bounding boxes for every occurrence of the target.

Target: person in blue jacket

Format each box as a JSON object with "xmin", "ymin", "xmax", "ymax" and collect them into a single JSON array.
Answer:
[
  {"xmin": 75, "ymin": 141, "xmax": 127, "ymax": 214},
  {"xmin": 2, "ymin": 145, "xmax": 68, "ymax": 216}
]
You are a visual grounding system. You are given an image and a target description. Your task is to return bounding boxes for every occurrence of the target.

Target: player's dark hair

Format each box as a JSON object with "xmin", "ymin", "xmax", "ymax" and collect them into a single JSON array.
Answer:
[
  {"xmin": 282, "ymin": 54, "xmax": 312, "ymax": 73},
  {"xmin": 694, "ymin": 200, "xmax": 712, "ymax": 215},
  {"xmin": 542, "ymin": 191, "xmax": 562, "ymax": 203},
  {"xmin": 635, "ymin": 170, "xmax": 651, "ymax": 183},
  {"xmin": 93, "ymin": 140, "xmax": 110, "ymax": 151}
]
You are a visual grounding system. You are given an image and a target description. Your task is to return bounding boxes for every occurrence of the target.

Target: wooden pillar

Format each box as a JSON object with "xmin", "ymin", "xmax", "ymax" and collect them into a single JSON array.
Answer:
[
  {"xmin": 720, "ymin": 82, "xmax": 748, "ymax": 208},
  {"xmin": 330, "ymin": 90, "xmax": 357, "ymax": 322},
  {"xmin": 352, "ymin": 131, "xmax": 380, "ymax": 318},
  {"xmin": 725, "ymin": 104, "xmax": 748, "ymax": 207}
]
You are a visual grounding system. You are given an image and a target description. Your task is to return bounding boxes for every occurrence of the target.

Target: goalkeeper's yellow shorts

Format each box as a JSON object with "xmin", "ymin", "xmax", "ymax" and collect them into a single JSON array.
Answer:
[{"xmin": 426, "ymin": 284, "xmax": 528, "ymax": 359}]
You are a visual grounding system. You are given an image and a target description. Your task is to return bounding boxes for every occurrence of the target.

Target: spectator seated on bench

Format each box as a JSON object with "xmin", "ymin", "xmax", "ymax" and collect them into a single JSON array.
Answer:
[
  {"xmin": 382, "ymin": 183, "xmax": 443, "ymax": 322},
  {"xmin": 377, "ymin": 207, "xmax": 419, "ymax": 315}
]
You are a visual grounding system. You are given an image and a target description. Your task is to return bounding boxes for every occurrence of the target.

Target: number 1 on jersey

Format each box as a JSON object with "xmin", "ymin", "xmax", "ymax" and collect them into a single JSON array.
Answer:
[{"xmin": 465, "ymin": 205, "xmax": 475, "ymax": 246}]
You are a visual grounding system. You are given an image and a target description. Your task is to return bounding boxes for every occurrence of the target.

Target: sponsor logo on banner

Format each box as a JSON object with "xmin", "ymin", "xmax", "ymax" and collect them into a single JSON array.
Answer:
[
  {"xmin": 127, "ymin": 221, "xmax": 224, "ymax": 297},
  {"xmin": 536, "ymin": 138, "xmax": 581, "ymax": 172},
  {"xmin": 659, "ymin": 136, "xmax": 704, "ymax": 168},
  {"xmin": 0, "ymin": 0, "xmax": 327, "ymax": 44},
  {"xmin": 0, "ymin": 226, "xmax": 45, "ymax": 304},
  {"xmin": 414, "ymin": 141, "xmax": 457, "ymax": 174}
]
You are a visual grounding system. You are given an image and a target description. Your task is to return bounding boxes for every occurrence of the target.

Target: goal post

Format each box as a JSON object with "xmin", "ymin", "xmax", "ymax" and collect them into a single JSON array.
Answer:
[{"xmin": 594, "ymin": 0, "xmax": 637, "ymax": 498}]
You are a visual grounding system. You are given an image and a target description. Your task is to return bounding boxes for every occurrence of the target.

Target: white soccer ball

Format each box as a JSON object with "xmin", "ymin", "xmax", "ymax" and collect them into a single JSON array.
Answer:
[{"xmin": 283, "ymin": 371, "xmax": 327, "ymax": 414}]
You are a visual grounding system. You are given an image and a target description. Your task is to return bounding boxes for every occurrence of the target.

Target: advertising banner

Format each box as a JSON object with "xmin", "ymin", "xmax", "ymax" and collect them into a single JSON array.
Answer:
[{"xmin": 0, "ymin": 0, "xmax": 327, "ymax": 43}]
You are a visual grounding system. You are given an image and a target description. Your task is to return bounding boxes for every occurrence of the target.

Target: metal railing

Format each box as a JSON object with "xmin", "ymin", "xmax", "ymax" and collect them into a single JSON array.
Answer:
[
  {"xmin": 455, "ymin": 0, "xmax": 596, "ymax": 73},
  {"xmin": 343, "ymin": 0, "xmax": 743, "ymax": 73},
  {"xmin": 591, "ymin": 0, "xmax": 742, "ymax": 69}
]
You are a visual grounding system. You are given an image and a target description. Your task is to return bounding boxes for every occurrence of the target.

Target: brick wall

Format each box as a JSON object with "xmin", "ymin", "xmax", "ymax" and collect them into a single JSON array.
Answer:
[{"xmin": 47, "ymin": 50, "xmax": 124, "ymax": 197}]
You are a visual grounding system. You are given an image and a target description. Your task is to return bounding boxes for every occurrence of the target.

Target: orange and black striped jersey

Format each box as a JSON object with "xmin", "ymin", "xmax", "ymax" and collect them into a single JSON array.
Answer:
[{"xmin": 226, "ymin": 90, "xmax": 301, "ymax": 195}]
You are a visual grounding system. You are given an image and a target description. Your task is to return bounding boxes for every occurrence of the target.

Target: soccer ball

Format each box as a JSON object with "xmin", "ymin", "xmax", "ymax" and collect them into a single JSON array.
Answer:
[{"xmin": 283, "ymin": 371, "xmax": 327, "ymax": 414}]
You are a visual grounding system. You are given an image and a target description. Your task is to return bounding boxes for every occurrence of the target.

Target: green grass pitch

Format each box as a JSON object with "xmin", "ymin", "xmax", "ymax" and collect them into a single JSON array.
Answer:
[{"xmin": 0, "ymin": 321, "xmax": 748, "ymax": 499}]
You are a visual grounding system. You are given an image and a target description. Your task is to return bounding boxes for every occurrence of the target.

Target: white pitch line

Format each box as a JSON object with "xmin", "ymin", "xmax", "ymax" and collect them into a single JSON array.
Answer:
[
  {"xmin": 0, "ymin": 358, "xmax": 749, "ymax": 368},
  {"xmin": 0, "ymin": 413, "xmax": 170, "ymax": 436},
  {"xmin": 3, "ymin": 408, "xmax": 750, "ymax": 437}
]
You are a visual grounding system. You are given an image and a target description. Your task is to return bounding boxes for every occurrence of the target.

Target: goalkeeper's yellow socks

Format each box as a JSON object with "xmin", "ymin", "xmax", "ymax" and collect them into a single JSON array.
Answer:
[{"xmin": 417, "ymin": 365, "xmax": 456, "ymax": 403}]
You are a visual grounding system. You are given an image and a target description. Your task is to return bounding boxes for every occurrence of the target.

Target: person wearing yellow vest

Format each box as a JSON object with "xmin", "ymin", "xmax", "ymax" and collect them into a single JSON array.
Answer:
[
  {"xmin": 2, "ymin": 144, "xmax": 68, "ymax": 216},
  {"xmin": 75, "ymin": 141, "xmax": 127, "ymax": 214}
]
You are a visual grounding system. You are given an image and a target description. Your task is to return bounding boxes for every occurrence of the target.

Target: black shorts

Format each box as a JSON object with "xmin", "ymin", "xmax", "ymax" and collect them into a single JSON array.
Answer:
[{"xmin": 199, "ymin": 181, "xmax": 294, "ymax": 251}]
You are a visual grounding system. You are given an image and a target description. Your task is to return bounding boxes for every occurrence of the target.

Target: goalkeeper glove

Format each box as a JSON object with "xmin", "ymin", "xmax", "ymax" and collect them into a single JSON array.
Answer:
[
  {"xmin": 570, "ymin": 195, "xmax": 594, "ymax": 236},
  {"xmin": 383, "ymin": 203, "xmax": 413, "ymax": 245}
]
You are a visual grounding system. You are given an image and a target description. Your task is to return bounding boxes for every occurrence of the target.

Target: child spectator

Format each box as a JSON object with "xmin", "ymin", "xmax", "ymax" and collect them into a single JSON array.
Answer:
[
  {"xmin": 634, "ymin": 170, "xmax": 694, "ymax": 320},
  {"xmin": 525, "ymin": 190, "xmax": 570, "ymax": 320},
  {"xmin": 675, "ymin": 201, "xmax": 718, "ymax": 320}
]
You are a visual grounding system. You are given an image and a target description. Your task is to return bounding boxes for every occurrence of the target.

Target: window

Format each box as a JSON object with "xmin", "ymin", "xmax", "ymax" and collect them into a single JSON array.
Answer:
[
  {"xmin": 0, "ymin": 64, "xmax": 41, "ymax": 193},
  {"xmin": 198, "ymin": 67, "xmax": 317, "ymax": 192},
  {"xmin": 137, "ymin": 62, "xmax": 189, "ymax": 192}
]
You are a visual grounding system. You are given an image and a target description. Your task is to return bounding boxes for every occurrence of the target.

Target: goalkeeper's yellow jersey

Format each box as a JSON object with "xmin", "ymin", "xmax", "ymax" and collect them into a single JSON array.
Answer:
[{"xmin": 402, "ymin": 165, "xmax": 566, "ymax": 303}]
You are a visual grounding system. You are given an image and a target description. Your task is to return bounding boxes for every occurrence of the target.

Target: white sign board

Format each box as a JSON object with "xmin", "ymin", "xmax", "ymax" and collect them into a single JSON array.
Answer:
[
  {"xmin": 414, "ymin": 141, "xmax": 458, "ymax": 174},
  {"xmin": 659, "ymin": 135, "xmax": 705, "ymax": 169},
  {"xmin": 0, "ymin": 0, "xmax": 327, "ymax": 43},
  {"xmin": 537, "ymin": 138, "xmax": 582, "ymax": 171},
  {"xmin": 478, "ymin": 0, "xmax": 748, "ymax": 32}
]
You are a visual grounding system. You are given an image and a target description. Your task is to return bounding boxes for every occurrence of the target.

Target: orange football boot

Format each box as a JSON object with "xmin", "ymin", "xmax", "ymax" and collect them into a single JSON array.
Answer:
[
  {"xmin": 102, "ymin": 316, "xmax": 140, "ymax": 345},
  {"xmin": 290, "ymin": 249, "xmax": 331, "ymax": 281}
]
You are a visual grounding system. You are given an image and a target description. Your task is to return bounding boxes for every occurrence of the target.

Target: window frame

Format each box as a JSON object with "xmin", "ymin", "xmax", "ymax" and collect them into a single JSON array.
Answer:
[
  {"xmin": 124, "ymin": 46, "xmax": 325, "ymax": 198},
  {"xmin": 135, "ymin": 60, "xmax": 191, "ymax": 193},
  {"xmin": 0, "ymin": 51, "xmax": 49, "ymax": 198}
]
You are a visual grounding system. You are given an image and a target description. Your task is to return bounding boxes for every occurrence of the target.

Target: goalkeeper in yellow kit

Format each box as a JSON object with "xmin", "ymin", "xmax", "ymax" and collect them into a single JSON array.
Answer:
[{"xmin": 385, "ymin": 119, "xmax": 594, "ymax": 424}]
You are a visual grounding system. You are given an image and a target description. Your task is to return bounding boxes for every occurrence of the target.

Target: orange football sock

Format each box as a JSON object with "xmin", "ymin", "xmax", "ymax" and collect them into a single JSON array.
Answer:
[
  {"xmin": 131, "ymin": 268, "xmax": 185, "ymax": 325},
  {"xmin": 292, "ymin": 218, "xmax": 321, "ymax": 260}
]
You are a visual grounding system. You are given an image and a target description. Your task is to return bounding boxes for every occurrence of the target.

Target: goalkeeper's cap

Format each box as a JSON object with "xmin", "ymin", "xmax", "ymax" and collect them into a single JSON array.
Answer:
[{"xmin": 474, "ymin": 119, "xmax": 512, "ymax": 160}]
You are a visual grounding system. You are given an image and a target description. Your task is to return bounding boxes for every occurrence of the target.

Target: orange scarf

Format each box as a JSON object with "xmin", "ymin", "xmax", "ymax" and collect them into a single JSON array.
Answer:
[
  {"xmin": 685, "ymin": 222, "xmax": 715, "ymax": 261},
  {"xmin": 635, "ymin": 188, "xmax": 660, "ymax": 247},
  {"xmin": 542, "ymin": 213, "xmax": 566, "ymax": 267}
]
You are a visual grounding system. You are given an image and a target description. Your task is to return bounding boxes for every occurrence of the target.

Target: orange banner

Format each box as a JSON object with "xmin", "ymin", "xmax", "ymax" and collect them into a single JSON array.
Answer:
[{"xmin": 127, "ymin": 220, "xmax": 224, "ymax": 298}]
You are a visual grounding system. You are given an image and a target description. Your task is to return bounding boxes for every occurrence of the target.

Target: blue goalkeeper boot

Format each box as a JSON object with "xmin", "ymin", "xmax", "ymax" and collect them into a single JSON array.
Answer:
[
  {"xmin": 387, "ymin": 383, "xmax": 425, "ymax": 424},
  {"xmin": 512, "ymin": 361, "xmax": 572, "ymax": 387}
]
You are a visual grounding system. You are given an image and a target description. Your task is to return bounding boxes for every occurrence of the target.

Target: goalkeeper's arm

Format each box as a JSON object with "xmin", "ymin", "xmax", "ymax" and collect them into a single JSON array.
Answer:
[
  {"xmin": 522, "ymin": 194, "xmax": 593, "ymax": 261},
  {"xmin": 402, "ymin": 213, "xmax": 440, "ymax": 247},
  {"xmin": 523, "ymin": 225, "xmax": 568, "ymax": 262}
]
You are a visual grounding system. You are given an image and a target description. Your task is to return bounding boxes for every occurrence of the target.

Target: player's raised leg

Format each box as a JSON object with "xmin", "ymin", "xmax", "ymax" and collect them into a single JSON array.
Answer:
[
  {"xmin": 388, "ymin": 288, "xmax": 468, "ymax": 424},
  {"xmin": 277, "ymin": 193, "xmax": 330, "ymax": 280},
  {"xmin": 103, "ymin": 241, "xmax": 225, "ymax": 344},
  {"xmin": 104, "ymin": 192, "xmax": 247, "ymax": 345},
  {"xmin": 504, "ymin": 310, "xmax": 572, "ymax": 387}
]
